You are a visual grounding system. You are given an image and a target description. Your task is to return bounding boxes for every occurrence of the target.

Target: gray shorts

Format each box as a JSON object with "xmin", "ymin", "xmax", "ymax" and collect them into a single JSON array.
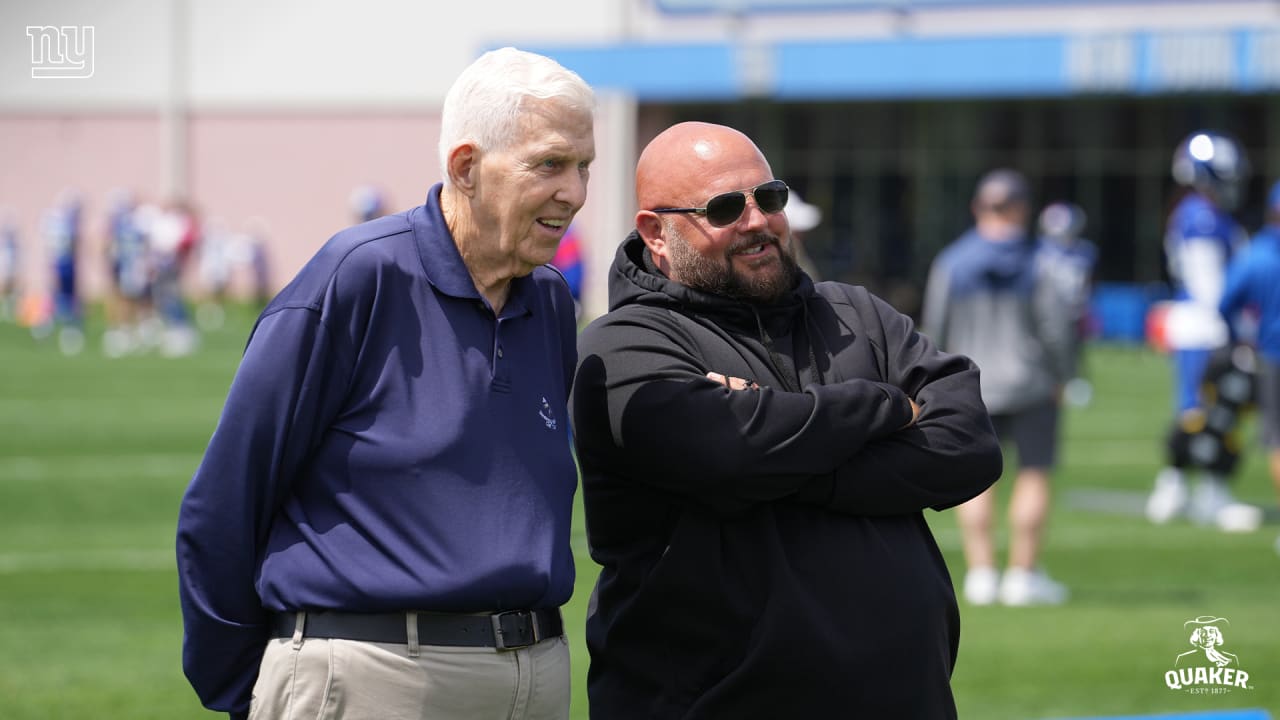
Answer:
[
  {"xmin": 989, "ymin": 400, "xmax": 1060, "ymax": 470},
  {"xmin": 1258, "ymin": 357, "xmax": 1280, "ymax": 449}
]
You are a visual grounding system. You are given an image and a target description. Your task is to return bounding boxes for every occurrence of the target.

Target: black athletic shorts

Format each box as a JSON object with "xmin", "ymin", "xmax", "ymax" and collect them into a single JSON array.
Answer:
[{"xmin": 989, "ymin": 399, "xmax": 1060, "ymax": 470}]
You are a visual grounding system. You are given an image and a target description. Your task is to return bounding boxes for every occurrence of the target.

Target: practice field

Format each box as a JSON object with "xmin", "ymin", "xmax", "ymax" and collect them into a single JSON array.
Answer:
[{"xmin": 0, "ymin": 305, "xmax": 1275, "ymax": 719}]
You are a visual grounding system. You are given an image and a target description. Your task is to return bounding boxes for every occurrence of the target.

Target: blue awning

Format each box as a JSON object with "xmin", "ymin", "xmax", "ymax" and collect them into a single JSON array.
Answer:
[
  {"xmin": 519, "ymin": 27, "xmax": 1280, "ymax": 100},
  {"xmin": 653, "ymin": 0, "xmax": 1211, "ymax": 12}
]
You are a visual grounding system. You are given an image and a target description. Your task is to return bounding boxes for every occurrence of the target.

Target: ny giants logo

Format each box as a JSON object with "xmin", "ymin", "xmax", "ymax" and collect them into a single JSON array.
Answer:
[{"xmin": 27, "ymin": 25, "xmax": 95, "ymax": 79}]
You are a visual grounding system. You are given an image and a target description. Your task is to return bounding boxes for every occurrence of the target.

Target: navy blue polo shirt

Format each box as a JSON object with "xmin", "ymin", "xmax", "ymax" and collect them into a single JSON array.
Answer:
[{"xmin": 177, "ymin": 184, "xmax": 579, "ymax": 714}]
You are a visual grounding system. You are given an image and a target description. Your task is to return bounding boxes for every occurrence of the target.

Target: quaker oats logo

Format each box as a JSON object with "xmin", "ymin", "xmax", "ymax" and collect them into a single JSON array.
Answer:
[
  {"xmin": 1163, "ymin": 616, "xmax": 1254, "ymax": 694},
  {"xmin": 538, "ymin": 397, "xmax": 557, "ymax": 430},
  {"xmin": 26, "ymin": 25, "xmax": 95, "ymax": 79}
]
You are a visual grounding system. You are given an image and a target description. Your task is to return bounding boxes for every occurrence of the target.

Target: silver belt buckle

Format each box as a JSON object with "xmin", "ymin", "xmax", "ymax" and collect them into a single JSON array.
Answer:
[{"xmin": 491, "ymin": 610, "xmax": 539, "ymax": 651}]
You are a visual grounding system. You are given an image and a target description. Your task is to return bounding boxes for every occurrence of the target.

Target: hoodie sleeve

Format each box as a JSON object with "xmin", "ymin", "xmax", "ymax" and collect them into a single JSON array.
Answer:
[
  {"xmin": 571, "ymin": 307, "xmax": 914, "ymax": 512},
  {"xmin": 175, "ymin": 305, "xmax": 353, "ymax": 717},
  {"xmin": 799, "ymin": 292, "xmax": 1002, "ymax": 515}
]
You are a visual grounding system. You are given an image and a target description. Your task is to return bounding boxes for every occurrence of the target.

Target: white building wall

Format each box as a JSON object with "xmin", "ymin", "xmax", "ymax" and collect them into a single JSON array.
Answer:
[
  {"xmin": 0, "ymin": 0, "xmax": 636, "ymax": 311},
  {"xmin": 2, "ymin": 0, "xmax": 629, "ymax": 109},
  {"xmin": 3, "ymin": 0, "xmax": 1278, "ymax": 317}
]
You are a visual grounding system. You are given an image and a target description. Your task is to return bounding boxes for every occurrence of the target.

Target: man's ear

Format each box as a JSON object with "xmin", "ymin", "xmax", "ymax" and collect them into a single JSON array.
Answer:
[
  {"xmin": 446, "ymin": 143, "xmax": 479, "ymax": 197},
  {"xmin": 636, "ymin": 211, "xmax": 670, "ymax": 267}
]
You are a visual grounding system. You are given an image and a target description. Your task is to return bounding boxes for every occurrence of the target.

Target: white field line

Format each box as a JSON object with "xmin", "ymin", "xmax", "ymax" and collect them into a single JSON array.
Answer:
[
  {"xmin": 927, "ymin": 524, "xmax": 1270, "ymax": 552},
  {"xmin": 0, "ymin": 530, "xmax": 1266, "ymax": 575},
  {"xmin": 1055, "ymin": 440, "xmax": 1167, "ymax": 467},
  {"xmin": 0, "ymin": 453, "xmax": 199, "ymax": 482},
  {"xmin": 0, "ymin": 548, "xmax": 174, "ymax": 574}
]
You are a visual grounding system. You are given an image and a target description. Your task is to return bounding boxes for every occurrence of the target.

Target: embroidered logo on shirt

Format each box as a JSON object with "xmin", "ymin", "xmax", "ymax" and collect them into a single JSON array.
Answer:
[{"xmin": 539, "ymin": 397, "xmax": 557, "ymax": 430}]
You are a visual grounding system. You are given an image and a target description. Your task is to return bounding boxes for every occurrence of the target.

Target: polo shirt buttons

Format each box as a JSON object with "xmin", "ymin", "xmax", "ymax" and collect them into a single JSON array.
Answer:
[{"xmin": 497, "ymin": 346, "xmax": 504, "ymax": 359}]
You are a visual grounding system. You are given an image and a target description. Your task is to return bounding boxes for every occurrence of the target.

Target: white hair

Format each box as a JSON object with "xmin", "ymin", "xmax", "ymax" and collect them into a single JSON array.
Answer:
[{"xmin": 438, "ymin": 47, "xmax": 595, "ymax": 185}]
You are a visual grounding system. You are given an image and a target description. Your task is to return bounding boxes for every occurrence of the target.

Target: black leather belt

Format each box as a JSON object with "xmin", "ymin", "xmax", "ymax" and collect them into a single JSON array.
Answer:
[{"xmin": 271, "ymin": 609, "xmax": 563, "ymax": 650}]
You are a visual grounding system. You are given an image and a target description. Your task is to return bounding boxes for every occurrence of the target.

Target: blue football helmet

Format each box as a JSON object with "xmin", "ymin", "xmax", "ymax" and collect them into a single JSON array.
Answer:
[{"xmin": 1171, "ymin": 131, "xmax": 1249, "ymax": 210}]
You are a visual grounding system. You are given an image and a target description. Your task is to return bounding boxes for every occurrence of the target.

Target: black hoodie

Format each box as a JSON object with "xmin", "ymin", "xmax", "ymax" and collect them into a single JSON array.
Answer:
[{"xmin": 571, "ymin": 232, "xmax": 1002, "ymax": 719}]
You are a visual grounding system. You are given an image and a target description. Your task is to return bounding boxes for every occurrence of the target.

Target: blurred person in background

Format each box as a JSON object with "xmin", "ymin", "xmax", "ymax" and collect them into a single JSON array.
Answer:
[
  {"xmin": 194, "ymin": 216, "xmax": 235, "ymax": 332},
  {"xmin": 1219, "ymin": 179, "xmax": 1280, "ymax": 545},
  {"xmin": 572, "ymin": 121, "xmax": 1000, "ymax": 718},
  {"xmin": 0, "ymin": 209, "xmax": 19, "ymax": 322},
  {"xmin": 242, "ymin": 216, "xmax": 273, "ymax": 308},
  {"xmin": 350, "ymin": 183, "xmax": 386, "ymax": 223},
  {"xmin": 102, "ymin": 190, "xmax": 156, "ymax": 357},
  {"xmin": 549, "ymin": 222, "xmax": 584, "ymax": 318},
  {"xmin": 784, "ymin": 189, "xmax": 822, "ymax": 280},
  {"xmin": 923, "ymin": 169, "xmax": 1074, "ymax": 606},
  {"xmin": 1145, "ymin": 131, "xmax": 1253, "ymax": 529},
  {"xmin": 149, "ymin": 199, "xmax": 200, "ymax": 357},
  {"xmin": 176, "ymin": 47, "xmax": 594, "ymax": 720},
  {"xmin": 37, "ymin": 189, "xmax": 85, "ymax": 355},
  {"xmin": 1037, "ymin": 201, "xmax": 1099, "ymax": 406}
]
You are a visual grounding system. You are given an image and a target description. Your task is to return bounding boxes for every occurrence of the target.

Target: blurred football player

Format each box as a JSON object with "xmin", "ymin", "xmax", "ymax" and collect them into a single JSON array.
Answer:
[
  {"xmin": 0, "ymin": 209, "xmax": 20, "ymax": 323},
  {"xmin": 1037, "ymin": 202, "xmax": 1098, "ymax": 406},
  {"xmin": 37, "ymin": 189, "xmax": 85, "ymax": 355},
  {"xmin": 1220, "ymin": 179, "xmax": 1280, "ymax": 538},
  {"xmin": 1146, "ymin": 131, "xmax": 1255, "ymax": 529}
]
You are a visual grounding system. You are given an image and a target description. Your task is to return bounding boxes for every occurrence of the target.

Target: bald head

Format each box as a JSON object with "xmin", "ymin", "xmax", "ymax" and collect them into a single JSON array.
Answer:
[
  {"xmin": 632, "ymin": 121, "xmax": 798, "ymax": 304},
  {"xmin": 636, "ymin": 122, "xmax": 773, "ymax": 211}
]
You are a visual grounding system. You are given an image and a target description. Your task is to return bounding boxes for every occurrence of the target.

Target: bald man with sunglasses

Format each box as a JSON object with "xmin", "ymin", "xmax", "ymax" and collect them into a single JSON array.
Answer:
[{"xmin": 570, "ymin": 122, "xmax": 1002, "ymax": 719}]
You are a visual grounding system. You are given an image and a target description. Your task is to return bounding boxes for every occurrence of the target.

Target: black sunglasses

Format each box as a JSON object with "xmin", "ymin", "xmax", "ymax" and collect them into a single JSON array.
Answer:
[{"xmin": 651, "ymin": 180, "xmax": 789, "ymax": 228}]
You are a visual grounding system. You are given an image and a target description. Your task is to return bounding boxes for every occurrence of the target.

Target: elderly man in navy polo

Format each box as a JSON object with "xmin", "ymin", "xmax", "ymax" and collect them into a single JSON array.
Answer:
[{"xmin": 177, "ymin": 47, "xmax": 594, "ymax": 720}]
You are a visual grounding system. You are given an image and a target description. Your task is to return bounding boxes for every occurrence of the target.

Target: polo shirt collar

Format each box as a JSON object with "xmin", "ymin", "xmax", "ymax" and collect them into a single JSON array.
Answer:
[{"xmin": 412, "ymin": 183, "xmax": 533, "ymax": 318}]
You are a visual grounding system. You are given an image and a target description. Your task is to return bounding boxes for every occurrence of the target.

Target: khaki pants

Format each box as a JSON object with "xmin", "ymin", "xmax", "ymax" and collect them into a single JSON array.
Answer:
[{"xmin": 248, "ymin": 629, "xmax": 570, "ymax": 720}]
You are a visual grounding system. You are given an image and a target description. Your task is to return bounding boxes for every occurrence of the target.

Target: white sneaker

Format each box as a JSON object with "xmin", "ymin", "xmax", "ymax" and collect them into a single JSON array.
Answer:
[
  {"xmin": 1215, "ymin": 502, "xmax": 1264, "ymax": 533},
  {"xmin": 57, "ymin": 326, "xmax": 85, "ymax": 356},
  {"xmin": 1146, "ymin": 468, "xmax": 1188, "ymax": 524},
  {"xmin": 963, "ymin": 567, "xmax": 1000, "ymax": 606},
  {"xmin": 1188, "ymin": 477, "xmax": 1235, "ymax": 526},
  {"xmin": 998, "ymin": 567, "xmax": 1069, "ymax": 606}
]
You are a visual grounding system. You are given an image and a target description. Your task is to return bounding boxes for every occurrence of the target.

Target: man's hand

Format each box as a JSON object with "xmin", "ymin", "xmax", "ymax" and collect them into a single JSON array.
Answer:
[
  {"xmin": 707, "ymin": 372, "xmax": 758, "ymax": 391},
  {"xmin": 710, "ymin": 372, "xmax": 920, "ymax": 427},
  {"xmin": 901, "ymin": 398, "xmax": 921, "ymax": 429},
  {"xmin": 710, "ymin": 371, "xmax": 919, "ymax": 430}
]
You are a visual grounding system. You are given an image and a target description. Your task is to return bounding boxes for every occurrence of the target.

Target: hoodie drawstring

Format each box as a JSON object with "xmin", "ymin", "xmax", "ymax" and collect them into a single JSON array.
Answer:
[
  {"xmin": 750, "ymin": 307, "xmax": 801, "ymax": 393},
  {"xmin": 801, "ymin": 302, "xmax": 826, "ymax": 387},
  {"xmin": 751, "ymin": 304, "xmax": 829, "ymax": 393}
]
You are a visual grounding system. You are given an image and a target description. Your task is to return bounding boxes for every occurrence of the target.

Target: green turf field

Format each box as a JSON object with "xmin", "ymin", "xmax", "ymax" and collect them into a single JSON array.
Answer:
[{"xmin": 0, "ymin": 305, "xmax": 1275, "ymax": 719}]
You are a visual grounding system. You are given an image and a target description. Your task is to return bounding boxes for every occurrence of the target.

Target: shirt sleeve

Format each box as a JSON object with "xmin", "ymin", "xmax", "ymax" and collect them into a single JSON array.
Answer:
[
  {"xmin": 571, "ymin": 309, "xmax": 914, "ymax": 513},
  {"xmin": 175, "ymin": 305, "xmax": 353, "ymax": 716}
]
